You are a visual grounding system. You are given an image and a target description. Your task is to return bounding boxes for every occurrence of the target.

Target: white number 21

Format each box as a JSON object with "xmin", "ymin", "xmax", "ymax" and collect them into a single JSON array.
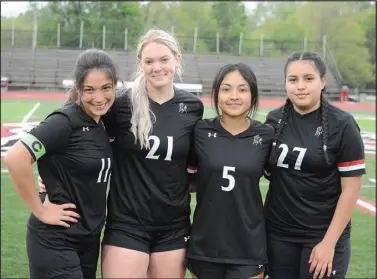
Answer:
[
  {"xmin": 145, "ymin": 136, "xmax": 173, "ymax": 161},
  {"xmin": 277, "ymin": 144, "xmax": 307, "ymax": 170}
]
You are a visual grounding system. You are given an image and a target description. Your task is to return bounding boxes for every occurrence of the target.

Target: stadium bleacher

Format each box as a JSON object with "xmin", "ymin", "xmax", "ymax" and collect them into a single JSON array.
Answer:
[
  {"xmin": 62, "ymin": 79, "xmax": 203, "ymax": 96},
  {"xmin": 1, "ymin": 48, "xmax": 341, "ymax": 98}
]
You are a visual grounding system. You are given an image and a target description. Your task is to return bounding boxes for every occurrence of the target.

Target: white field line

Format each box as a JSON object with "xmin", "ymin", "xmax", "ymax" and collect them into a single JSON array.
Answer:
[
  {"xmin": 356, "ymin": 199, "xmax": 376, "ymax": 214},
  {"xmin": 22, "ymin": 103, "xmax": 40, "ymax": 123},
  {"xmin": 1, "ymin": 102, "xmax": 40, "ymax": 158}
]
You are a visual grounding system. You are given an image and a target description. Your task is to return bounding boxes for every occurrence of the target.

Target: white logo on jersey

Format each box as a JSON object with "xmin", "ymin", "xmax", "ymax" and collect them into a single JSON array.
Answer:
[
  {"xmin": 332, "ymin": 270, "xmax": 336, "ymax": 275},
  {"xmin": 258, "ymin": 264, "xmax": 263, "ymax": 268},
  {"xmin": 109, "ymin": 137, "xmax": 115, "ymax": 143},
  {"xmin": 208, "ymin": 132, "xmax": 217, "ymax": 138},
  {"xmin": 184, "ymin": 236, "xmax": 190, "ymax": 242},
  {"xmin": 253, "ymin": 135, "xmax": 262, "ymax": 145},
  {"xmin": 314, "ymin": 126, "xmax": 323, "ymax": 137},
  {"xmin": 83, "ymin": 126, "xmax": 89, "ymax": 132},
  {"xmin": 179, "ymin": 103, "xmax": 187, "ymax": 113}
]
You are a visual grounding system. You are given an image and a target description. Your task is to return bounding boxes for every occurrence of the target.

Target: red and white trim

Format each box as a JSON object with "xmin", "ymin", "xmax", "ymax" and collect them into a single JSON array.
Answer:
[
  {"xmin": 187, "ymin": 165, "xmax": 198, "ymax": 174},
  {"xmin": 337, "ymin": 159, "xmax": 365, "ymax": 172}
]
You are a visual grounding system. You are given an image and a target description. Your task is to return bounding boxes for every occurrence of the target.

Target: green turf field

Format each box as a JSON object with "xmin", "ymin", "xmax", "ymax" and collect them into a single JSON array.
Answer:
[{"xmin": 1, "ymin": 99, "xmax": 375, "ymax": 278}]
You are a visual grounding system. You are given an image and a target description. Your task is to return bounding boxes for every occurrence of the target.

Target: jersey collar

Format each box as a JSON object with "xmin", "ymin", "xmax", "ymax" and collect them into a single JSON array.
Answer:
[{"xmin": 213, "ymin": 116, "xmax": 254, "ymax": 138}]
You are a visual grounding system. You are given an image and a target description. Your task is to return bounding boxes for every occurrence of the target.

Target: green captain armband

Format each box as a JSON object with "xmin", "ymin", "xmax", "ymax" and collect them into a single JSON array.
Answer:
[{"xmin": 21, "ymin": 133, "xmax": 46, "ymax": 161}]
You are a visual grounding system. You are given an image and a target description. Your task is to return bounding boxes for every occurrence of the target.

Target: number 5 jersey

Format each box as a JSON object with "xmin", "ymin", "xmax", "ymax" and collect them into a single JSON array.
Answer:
[
  {"xmin": 264, "ymin": 102, "xmax": 366, "ymax": 243},
  {"xmin": 187, "ymin": 117, "xmax": 274, "ymax": 265}
]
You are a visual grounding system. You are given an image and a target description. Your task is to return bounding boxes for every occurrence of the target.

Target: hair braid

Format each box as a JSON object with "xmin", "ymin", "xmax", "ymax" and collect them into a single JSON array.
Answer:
[
  {"xmin": 269, "ymin": 98, "xmax": 291, "ymax": 166},
  {"xmin": 320, "ymin": 94, "xmax": 331, "ymax": 166}
]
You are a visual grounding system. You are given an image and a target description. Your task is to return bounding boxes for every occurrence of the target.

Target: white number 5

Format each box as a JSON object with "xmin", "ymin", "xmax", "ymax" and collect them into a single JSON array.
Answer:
[{"xmin": 221, "ymin": 166, "xmax": 236, "ymax": 192}]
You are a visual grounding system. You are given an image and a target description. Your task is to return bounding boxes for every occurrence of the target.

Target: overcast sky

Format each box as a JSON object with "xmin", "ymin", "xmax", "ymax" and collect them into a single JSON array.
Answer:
[{"xmin": 1, "ymin": 1, "xmax": 257, "ymax": 17}]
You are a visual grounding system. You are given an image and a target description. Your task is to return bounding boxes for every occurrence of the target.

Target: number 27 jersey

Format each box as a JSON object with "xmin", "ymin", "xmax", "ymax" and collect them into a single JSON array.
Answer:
[{"xmin": 264, "ymin": 103, "xmax": 366, "ymax": 241}]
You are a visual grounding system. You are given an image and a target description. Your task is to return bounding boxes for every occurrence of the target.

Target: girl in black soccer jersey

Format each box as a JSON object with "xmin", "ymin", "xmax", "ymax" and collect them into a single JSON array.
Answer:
[
  {"xmin": 5, "ymin": 49, "xmax": 117, "ymax": 278},
  {"xmin": 264, "ymin": 52, "xmax": 366, "ymax": 279},
  {"xmin": 38, "ymin": 29, "xmax": 203, "ymax": 278},
  {"xmin": 99, "ymin": 29, "xmax": 204, "ymax": 278},
  {"xmin": 186, "ymin": 63, "xmax": 274, "ymax": 279}
]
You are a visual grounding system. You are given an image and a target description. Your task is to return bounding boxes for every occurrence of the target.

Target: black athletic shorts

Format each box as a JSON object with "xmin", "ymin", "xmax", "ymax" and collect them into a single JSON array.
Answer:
[
  {"xmin": 186, "ymin": 258, "xmax": 266, "ymax": 279},
  {"xmin": 102, "ymin": 224, "xmax": 190, "ymax": 254},
  {"xmin": 267, "ymin": 233, "xmax": 351, "ymax": 279},
  {"xmin": 26, "ymin": 227, "xmax": 100, "ymax": 279}
]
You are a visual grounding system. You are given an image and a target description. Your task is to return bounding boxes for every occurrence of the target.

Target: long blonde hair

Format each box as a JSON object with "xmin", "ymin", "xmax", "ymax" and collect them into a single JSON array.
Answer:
[{"xmin": 130, "ymin": 29, "xmax": 183, "ymax": 149}]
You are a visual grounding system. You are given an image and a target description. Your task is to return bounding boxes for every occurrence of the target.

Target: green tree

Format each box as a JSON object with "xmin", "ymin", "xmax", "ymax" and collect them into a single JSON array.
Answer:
[
  {"xmin": 211, "ymin": 1, "xmax": 247, "ymax": 54},
  {"xmin": 298, "ymin": 2, "xmax": 374, "ymax": 88},
  {"xmin": 168, "ymin": 2, "xmax": 218, "ymax": 53},
  {"xmin": 355, "ymin": 4, "xmax": 376, "ymax": 88}
]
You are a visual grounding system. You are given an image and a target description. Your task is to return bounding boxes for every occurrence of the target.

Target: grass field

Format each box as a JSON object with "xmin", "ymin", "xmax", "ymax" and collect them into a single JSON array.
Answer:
[{"xmin": 1, "ymin": 98, "xmax": 375, "ymax": 278}]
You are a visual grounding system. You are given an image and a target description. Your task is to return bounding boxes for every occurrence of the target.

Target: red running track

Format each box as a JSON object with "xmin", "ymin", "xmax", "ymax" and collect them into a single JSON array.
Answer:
[{"xmin": 1, "ymin": 91, "xmax": 375, "ymax": 112}]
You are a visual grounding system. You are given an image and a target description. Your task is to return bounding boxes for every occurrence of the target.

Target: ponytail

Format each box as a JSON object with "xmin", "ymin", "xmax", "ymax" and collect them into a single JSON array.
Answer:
[
  {"xmin": 64, "ymin": 86, "xmax": 81, "ymax": 106},
  {"xmin": 130, "ymin": 72, "xmax": 156, "ymax": 149},
  {"xmin": 320, "ymin": 93, "xmax": 331, "ymax": 166}
]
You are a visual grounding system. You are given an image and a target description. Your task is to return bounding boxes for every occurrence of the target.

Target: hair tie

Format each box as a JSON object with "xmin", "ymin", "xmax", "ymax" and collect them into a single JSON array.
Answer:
[
  {"xmin": 272, "ymin": 142, "xmax": 277, "ymax": 147},
  {"xmin": 323, "ymin": 145, "xmax": 327, "ymax": 151}
]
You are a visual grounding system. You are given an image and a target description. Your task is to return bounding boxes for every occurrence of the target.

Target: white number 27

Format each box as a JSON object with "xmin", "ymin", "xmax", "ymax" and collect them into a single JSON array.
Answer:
[{"xmin": 277, "ymin": 144, "xmax": 307, "ymax": 170}]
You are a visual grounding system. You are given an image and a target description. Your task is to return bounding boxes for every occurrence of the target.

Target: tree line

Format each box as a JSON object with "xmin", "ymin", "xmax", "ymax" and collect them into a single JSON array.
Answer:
[{"xmin": 1, "ymin": 1, "xmax": 375, "ymax": 89}]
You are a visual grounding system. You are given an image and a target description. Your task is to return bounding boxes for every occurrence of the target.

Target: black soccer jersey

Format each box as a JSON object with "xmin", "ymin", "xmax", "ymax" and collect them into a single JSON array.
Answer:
[
  {"xmin": 103, "ymin": 87, "xmax": 204, "ymax": 231},
  {"xmin": 264, "ymin": 102, "xmax": 366, "ymax": 242},
  {"xmin": 186, "ymin": 117, "xmax": 274, "ymax": 265},
  {"xmin": 22, "ymin": 103, "xmax": 113, "ymax": 249}
]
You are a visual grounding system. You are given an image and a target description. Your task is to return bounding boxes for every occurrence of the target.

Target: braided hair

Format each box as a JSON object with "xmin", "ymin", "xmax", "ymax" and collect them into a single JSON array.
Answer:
[
  {"xmin": 269, "ymin": 51, "xmax": 331, "ymax": 167},
  {"xmin": 269, "ymin": 98, "xmax": 291, "ymax": 165}
]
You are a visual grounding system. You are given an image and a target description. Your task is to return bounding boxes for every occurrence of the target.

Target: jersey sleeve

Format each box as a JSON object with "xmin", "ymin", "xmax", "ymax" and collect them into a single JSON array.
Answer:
[
  {"xmin": 263, "ymin": 123, "xmax": 275, "ymax": 180},
  {"xmin": 187, "ymin": 136, "xmax": 198, "ymax": 175},
  {"xmin": 336, "ymin": 115, "xmax": 366, "ymax": 177},
  {"xmin": 264, "ymin": 110, "xmax": 280, "ymax": 130},
  {"xmin": 20, "ymin": 113, "xmax": 72, "ymax": 161},
  {"xmin": 102, "ymin": 89, "xmax": 129, "ymax": 137},
  {"xmin": 102, "ymin": 105, "xmax": 117, "ymax": 137},
  {"xmin": 186, "ymin": 101, "xmax": 203, "ymax": 175}
]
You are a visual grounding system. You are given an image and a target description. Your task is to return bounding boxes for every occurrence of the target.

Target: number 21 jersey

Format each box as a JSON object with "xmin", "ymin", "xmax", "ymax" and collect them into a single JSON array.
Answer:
[{"xmin": 104, "ymin": 88, "xmax": 204, "ymax": 231}]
